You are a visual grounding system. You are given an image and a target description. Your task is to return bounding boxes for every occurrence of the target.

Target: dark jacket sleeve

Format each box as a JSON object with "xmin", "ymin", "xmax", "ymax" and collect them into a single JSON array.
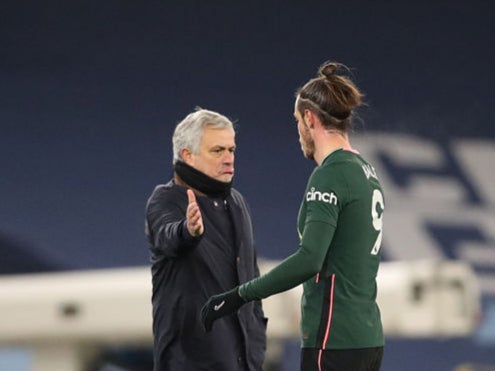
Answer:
[
  {"xmin": 228, "ymin": 189, "xmax": 267, "ymax": 370},
  {"xmin": 145, "ymin": 185, "xmax": 201, "ymax": 259}
]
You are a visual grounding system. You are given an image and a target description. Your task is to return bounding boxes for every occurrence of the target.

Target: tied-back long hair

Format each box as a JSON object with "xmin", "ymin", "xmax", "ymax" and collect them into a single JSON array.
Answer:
[{"xmin": 295, "ymin": 61, "xmax": 364, "ymax": 133}]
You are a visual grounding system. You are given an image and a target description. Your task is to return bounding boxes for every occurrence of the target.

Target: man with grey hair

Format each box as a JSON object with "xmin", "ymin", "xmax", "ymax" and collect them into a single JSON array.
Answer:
[{"xmin": 145, "ymin": 108, "xmax": 267, "ymax": 371}]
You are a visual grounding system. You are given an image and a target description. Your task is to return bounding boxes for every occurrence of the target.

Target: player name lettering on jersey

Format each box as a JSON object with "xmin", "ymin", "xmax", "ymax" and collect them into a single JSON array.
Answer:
[
  {"xmin": 362, "ymin": 164, "xmax": 378, "ymax": 180},
  {"xmin": 306, "ymin": 187, "xmax": 338, "ymax": 205}
]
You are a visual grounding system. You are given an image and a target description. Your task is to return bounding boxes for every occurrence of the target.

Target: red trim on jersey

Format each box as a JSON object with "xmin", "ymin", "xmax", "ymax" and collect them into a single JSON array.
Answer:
[
  {"xmin": 322, "ymin": 274, "xmax": 336, "ymax": 349},
  {"xmin": 315, "ymin": 272, "xmax": 320, "ymax": 283},
  {"xmin": 318, "ymin": 348, "xmax": 323, "ymax": 371}
]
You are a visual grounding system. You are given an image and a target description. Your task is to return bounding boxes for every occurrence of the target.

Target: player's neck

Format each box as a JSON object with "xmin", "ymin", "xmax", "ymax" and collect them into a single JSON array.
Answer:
[{"xmin": 314, "ymin": 131, "xmax": 350, "ymax": 165}]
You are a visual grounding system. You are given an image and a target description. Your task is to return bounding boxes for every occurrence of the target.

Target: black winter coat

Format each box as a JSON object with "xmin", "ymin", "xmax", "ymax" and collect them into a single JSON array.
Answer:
[{"xmin": 145, "ymin": 180, "xmax": 267, "ymax": 371}]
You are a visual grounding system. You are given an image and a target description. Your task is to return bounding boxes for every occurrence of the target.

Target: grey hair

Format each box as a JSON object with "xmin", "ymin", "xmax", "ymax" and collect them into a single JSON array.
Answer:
[{"xmin": 172, "ymin": 107, "xmax": 235, "ymax": 164}]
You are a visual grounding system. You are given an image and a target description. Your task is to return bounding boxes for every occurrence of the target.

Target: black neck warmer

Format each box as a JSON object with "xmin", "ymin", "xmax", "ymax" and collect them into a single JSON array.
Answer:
[{"xmin": 174, "ymin": 161, "xmax": 232, "ymax": 199}]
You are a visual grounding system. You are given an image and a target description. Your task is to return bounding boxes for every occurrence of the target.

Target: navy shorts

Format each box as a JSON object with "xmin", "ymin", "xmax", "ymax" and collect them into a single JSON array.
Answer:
[{"xmin": 300, "ymin": 346, "xmax": 384, "ymax": 371}]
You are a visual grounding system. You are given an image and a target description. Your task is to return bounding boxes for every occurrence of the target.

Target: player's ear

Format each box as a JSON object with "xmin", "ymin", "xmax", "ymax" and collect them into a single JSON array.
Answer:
[{"xmin": 304, "ymin": 109, "xmax": 316, "ymax": 129}]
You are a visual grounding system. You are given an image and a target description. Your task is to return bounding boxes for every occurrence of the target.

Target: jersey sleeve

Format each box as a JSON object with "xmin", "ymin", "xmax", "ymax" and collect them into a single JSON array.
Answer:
[
  {"xmin": 239, "ymin": 220, "xmax": 336, "ymax": 301},
  {"xmin": 238, "ymin": 163, "xmax": 348, "ymax": 301},
  {"xmin": 303, "ymin": 164, "xmax": 346, "ymax": 227}
]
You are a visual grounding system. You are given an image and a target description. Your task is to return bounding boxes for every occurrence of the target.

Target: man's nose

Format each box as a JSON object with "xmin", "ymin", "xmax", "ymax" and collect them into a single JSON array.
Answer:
[{"xmin": 223, "ymin": 152, "xmax": 234, "ymax": 163}]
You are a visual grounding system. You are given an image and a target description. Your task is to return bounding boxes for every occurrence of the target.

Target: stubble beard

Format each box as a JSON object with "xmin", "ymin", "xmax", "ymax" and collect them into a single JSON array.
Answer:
[{"xmin": 300, "ymin": 129, "xmax": 315, "ymax": 160}]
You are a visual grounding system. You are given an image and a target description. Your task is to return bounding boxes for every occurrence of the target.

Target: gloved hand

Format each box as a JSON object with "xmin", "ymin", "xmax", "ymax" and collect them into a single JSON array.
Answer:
[{"xmin": 201, "ymin": 287, "xmax": 246, "ymax": 332}]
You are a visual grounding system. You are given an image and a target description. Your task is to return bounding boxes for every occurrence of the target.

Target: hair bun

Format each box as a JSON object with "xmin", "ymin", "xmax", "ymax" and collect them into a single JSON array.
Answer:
[{"xmin": 318, "ymin": 61, "xmax": 341, "ymax": 79}]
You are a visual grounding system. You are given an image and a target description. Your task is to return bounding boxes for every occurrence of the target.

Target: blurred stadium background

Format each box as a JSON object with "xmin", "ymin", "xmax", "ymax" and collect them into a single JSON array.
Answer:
[{"xmin": 1, "ymin": 1, "xmax": 494, "ymax": 370}]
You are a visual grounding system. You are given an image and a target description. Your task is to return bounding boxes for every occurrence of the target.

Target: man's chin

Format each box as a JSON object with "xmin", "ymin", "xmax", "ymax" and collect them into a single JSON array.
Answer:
[{"xmin": 217, "ymin": 175, "xmax": 233, "ymax": 183}]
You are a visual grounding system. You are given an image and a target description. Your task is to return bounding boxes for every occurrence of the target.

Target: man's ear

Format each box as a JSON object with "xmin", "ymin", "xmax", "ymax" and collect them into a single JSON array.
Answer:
[{"xmin": 180, "ymin": 148, "xmax": 193, "ymax": 166}]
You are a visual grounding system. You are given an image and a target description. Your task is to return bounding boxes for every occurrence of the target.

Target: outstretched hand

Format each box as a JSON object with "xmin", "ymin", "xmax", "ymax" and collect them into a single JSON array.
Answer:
[
  {"xmin": 201, "ymin": 287, "xmax": 246, "ymax": 332},
  {"xmin": 186, "ymin": 189, "xmax": 204, "ymax": 237}
]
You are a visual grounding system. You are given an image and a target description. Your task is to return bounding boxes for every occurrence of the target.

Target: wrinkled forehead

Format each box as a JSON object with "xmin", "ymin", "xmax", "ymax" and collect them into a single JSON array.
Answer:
[{"xmin": 200, "ymin": 126, "xmax": 236, "ymax": 146}]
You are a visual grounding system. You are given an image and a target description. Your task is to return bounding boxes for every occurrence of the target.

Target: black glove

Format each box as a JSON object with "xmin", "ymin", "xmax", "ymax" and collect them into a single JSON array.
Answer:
[{"xmin": 201, "ymin": 287, "xmax": 246, "ymax": 332}]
